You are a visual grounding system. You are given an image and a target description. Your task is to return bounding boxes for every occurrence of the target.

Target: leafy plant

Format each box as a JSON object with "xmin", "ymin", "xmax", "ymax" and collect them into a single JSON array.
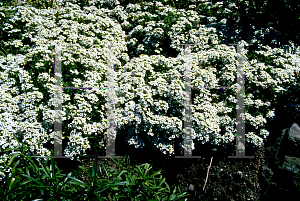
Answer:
[
  {"xmin": 0, "ymin": 132, "xmax": 83, "ymax": 200},
  {"xmin": 74, "ymin": 151, "xmax": 190, "ymax": 200},
  {"xmin": 4, "ymin": 0, "xmax": 61, "ymax": 9},
  {"xmin": 0, "ymin": 133, "xmax": 190, "ymax": 200}
]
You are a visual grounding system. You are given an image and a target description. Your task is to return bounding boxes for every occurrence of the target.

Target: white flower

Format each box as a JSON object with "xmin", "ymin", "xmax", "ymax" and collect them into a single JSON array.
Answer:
[
  {"xmin": 266, "ymin": 110, "xmax": 275, "ymax": 119},
  {"xmin": 220, "ymin": 18, "xmax": 227, "ymax": 25},
  {"xmin": 1, "ymin": 0, "xmax": 300, "ymax": 182}
]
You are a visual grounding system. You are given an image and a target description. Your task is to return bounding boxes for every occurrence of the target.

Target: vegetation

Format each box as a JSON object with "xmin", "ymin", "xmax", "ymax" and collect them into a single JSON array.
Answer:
[{"xmin": 0, "ymin": 0, "xmax": 299, "ymax": 200}]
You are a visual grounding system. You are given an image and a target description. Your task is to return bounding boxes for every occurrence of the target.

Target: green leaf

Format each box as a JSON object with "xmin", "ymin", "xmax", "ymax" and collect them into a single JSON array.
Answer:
[
  {"xmin": 68, "ymin": 176, "xmax": 88, "ymax": 188},
  {"xmin": 21, "ymin": 174, "xmax": 44, "ymax": 186},
  {"xmin": 38, "ymin": 159, "xmax": 53, "ymax": 183},
  {"xmin": 7, "ymin": 153, "xmax": 19, "ymax": 167},
  {"xmin": 7, "ymin": 160, "xmax": 20, "ymax": 193},
  {"xmin": 148, "ymin": 170, "xmax": 162, "ymax": 179},
  {"xmin": 0, "ymin": 48, "xmax": 8, "ymax": 57}
]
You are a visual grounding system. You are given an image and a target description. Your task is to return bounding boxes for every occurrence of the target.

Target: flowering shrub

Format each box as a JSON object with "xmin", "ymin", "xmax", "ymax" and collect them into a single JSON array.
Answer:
[
  {"xmin": 0, "ymin": 0, "xmax": 299, "ymax": 183},
  {"xmin": 0, "ymin": 0, "xmax": 130, "ymax": 180}
]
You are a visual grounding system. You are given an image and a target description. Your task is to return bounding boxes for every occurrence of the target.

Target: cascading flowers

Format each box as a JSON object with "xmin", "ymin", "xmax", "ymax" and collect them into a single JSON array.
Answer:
[{"xmin": 0, "ymin": 0, "xmax": 299, "ymax": 183}]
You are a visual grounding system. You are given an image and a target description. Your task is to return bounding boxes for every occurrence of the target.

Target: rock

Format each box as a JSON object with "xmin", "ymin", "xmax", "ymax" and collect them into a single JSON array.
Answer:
[
  {"xmin": 284, "ymin": 123, "xmax": 300, "ymax": 157},
  {"xmin": 188, "ymin": 183, "xmax": 195, "ymax": 191},
  {"xmin": 188, "ymin": 183, "xmax": 196, "ymax": 198},
  {"xmin": 236, "ymin": 171, "xmax": 243, "ymax": 179},
  {"xmin": 259, "ymin": 122, "xmax": 300, "ymax": 200}
]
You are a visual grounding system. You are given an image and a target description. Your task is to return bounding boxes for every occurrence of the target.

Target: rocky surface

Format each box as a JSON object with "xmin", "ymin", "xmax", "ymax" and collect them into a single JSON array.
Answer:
[{"xmin": 258, "ymin": 97, "xmax": 300, "ymax": 200}]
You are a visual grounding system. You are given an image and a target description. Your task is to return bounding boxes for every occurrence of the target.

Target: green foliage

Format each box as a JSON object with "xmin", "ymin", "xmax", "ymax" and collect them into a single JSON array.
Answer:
[
  {"xmin": 0, "ymin": 133, "xmax": 190, "ymax": 200},
  {"xmin": 214, "ymin": 0, "xmax": 299, "ymax": 48},
  {"xmin": 1, "ymin": 0, "xmax": 61, "ymax": 9},
  {"xmin": 256, "ymin": 0, "xmax": 300, "ymax": 46}
]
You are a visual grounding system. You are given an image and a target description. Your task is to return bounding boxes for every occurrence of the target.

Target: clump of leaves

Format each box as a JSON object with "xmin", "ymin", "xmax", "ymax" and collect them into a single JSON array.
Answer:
[{"xmin": 0, "ymin": 132, "xmax": 190, "ymax": 200}]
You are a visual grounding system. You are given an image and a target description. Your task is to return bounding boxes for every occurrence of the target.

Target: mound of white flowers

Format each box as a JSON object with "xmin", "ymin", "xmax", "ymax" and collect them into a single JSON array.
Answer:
[{"xmin": 0, "ymin": 0, "xmax": 299, "ymax": 181}]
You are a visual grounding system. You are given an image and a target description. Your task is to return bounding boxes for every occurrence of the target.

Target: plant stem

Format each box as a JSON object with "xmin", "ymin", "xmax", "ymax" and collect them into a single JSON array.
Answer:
[{"xmin": 203, "ymin": 156, "xmax": 213, "ymax": 191}]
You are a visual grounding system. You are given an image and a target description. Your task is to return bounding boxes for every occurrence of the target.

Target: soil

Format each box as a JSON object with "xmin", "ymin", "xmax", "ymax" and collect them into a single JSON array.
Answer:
[{"xmin": 64, "ymin": 140, "xmax": 265, "ymax": 201}]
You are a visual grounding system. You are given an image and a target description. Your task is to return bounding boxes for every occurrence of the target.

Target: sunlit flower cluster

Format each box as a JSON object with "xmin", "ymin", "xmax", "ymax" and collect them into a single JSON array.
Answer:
[
  {"xmin": 0, "ymin": 0, "xmax": 299, "ymax": 182},
  {"xmin": 0, "ymin": 0, "xmax": 128, "ymax": 177}
]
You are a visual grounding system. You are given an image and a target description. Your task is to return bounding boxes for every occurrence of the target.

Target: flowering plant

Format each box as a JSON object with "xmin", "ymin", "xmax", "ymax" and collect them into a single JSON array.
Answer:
[{"xmin": 0, "ymin": 0, "xmax": 299, "ymax": 184}]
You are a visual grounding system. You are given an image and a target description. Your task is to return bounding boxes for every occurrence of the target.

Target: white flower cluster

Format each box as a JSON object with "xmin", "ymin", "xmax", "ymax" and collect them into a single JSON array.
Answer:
[
  {"xmin": 64, "ymin": 130, "xmax": 91, "ymax": 160},
  {"xmin": 0, "ymin": 1, "xmax": 127, "ymax": 181},
  {"xmin": 0, "ymin": 0, "xmax": 299, "ymax": 182}
]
